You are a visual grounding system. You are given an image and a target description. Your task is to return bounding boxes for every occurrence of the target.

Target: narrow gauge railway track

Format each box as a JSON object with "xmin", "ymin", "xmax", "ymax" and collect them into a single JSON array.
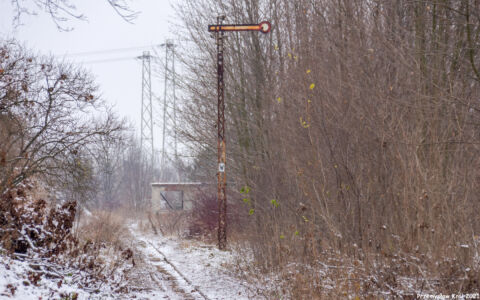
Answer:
[{"xmin": 145, "ymin": 240, "xmax": 211, "ymax": 300}]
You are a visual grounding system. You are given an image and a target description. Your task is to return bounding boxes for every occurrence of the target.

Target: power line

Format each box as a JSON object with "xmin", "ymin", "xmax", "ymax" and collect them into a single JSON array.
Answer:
[
  {"xmin": 79, "ymin": 56, "xmax": 137, "ymax": 64},
  {"xmin": 59, "ymin": 44, "xmax": 161, "ymax": 57},
  {"xmin": 76, "ymin": 54, "xmax": 159, "ymax": 65}
]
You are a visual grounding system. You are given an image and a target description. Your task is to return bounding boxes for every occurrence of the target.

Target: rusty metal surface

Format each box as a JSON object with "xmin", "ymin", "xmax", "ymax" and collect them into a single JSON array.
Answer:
[
  {"xmin": 216, "ymin": 16, "xmax": 227, "ymax": 250},
  {"xmin": 210, "ymin": 16, "xmax": 271, "ymax": 250},
  {"xmin": 208, "ymin": 21, "xmax": 272, "ymax": 34}
]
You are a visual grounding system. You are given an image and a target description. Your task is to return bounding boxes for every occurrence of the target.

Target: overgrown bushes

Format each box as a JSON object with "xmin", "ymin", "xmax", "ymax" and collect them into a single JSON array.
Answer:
[
  {"xmin": 0, "ymin": 181, "xmax": 136, "ymax": 296},
  {"xmin": 0, "ymin": 181, "xmax": 76, "ymax": 256},
  {"xmin": 188, "ymin": 193, "xmax": 218, "ymax": 239},
  {"xmin": 176, "ymin": 0, "xmax": 480, "ymax": 295},
  {"xmin": 0, "ymin": 39, "xmax": 136, "ymax": 296}
]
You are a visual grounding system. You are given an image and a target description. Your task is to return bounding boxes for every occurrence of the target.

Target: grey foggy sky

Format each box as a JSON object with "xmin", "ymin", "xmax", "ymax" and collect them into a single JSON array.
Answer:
[{"xmin": 0, "ymin": 0, "xmax": 179, "ymax": 147}]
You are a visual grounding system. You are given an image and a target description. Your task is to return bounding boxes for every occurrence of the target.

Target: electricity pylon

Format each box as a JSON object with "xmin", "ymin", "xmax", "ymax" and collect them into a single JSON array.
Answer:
[
  {"xmin": 159, "ymin": 40, "xmax": 177, "ymax": 179},
  {"xmin": 139, "ymin": 51, "xmax": 154, "ymax": 168}
]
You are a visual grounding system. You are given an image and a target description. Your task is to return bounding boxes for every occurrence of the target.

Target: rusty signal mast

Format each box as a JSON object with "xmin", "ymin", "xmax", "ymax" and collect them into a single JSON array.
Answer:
[{"xmin": 208, "ymin": 16, "xmax": 271, "ymax": 250}]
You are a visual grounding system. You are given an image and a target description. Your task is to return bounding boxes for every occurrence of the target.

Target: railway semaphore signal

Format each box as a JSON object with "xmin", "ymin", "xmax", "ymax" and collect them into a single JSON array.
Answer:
[
  {"xmin": 208, "ymin": 16, "xmax": 271, "ymax": 250},
  {"xmin": 208, "ymin": 21, "xmax": 272, "ymax": 34}
]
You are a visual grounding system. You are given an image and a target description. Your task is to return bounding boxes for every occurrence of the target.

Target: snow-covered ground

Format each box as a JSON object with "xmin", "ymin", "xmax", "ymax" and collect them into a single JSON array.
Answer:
[
  {"xmin": 0, "ymin": 255, "xmax": 87, "ymax": 299},
  {"xmin": 0, "ymin": 222, "xmax": 261, "ymax": 299},
  {"xmin": 130, "ymin": 223, "xmax": 259, "ymax": 300},
  {"xmin": 0, "ymin": 251, "xmax": 165, "ymax": 299}
]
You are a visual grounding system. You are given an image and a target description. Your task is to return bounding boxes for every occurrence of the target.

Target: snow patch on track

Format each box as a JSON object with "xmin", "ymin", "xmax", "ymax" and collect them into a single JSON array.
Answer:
[{"xmin": 131, "ymin": 223, "xmax": 256, "ymax": 300}]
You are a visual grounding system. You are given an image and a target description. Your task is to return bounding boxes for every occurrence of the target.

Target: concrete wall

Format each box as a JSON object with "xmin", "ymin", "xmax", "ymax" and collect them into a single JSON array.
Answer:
[{"xmin": 151, "ymin": 183, "xmax": 206, "ymax": 211}]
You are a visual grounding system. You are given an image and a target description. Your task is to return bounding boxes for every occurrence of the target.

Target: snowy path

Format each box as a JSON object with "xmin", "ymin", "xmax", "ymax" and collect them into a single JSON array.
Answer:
[
  {"xmin": 0, "ymin": 223, "xmax": 259, "ymax": 299},
  {"xmin": 130, "ymin": 223, "xmax": 257, "ymax": 300},
  {"xmin": 144, "ymin": 240, "xmax": 210, "ymax": 299}
]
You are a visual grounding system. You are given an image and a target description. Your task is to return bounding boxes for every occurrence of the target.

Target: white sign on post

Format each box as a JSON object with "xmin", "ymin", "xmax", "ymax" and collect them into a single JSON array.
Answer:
[{"xmin": 218, "ymin": 163, "xmax": 225, "ymax": 173}]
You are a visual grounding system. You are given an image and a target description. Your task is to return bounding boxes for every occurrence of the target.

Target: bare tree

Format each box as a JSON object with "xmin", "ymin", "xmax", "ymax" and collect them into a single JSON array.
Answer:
[
  {"xmin": 116, "ymin": 135, "xmax": 153, "ymax": 211},
  {"xmin": 89, "ymin": 134, "xmax": 126, "ymax": 208},
  {"xmin": 9, "ymin": 0, "xmax": 138, "ymax": 30},
  {"xmin": 0, "ymin": 39, "xmax": 125, "ymax": 197}
]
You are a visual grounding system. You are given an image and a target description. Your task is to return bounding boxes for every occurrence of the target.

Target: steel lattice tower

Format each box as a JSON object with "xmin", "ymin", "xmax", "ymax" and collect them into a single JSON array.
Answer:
[
  {"xmin": 160, "ymin": 40, "xmax": 177, "ymax": 177},
  {"xmin": 139, "ymin": 51, "xmax": 154, "ymax": 167}
]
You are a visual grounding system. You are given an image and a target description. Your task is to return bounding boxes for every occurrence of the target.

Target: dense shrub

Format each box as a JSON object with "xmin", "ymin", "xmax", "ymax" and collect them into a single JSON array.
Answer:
[{"xmin": 0, "ymin": 181, "xmax": 76, "ymax": 256}]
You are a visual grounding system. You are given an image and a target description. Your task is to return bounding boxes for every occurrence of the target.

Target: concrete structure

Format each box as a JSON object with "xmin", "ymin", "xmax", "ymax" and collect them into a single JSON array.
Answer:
[{"xmin": 151, "ymin": 182, "xmax": 208, "ymax": 211}]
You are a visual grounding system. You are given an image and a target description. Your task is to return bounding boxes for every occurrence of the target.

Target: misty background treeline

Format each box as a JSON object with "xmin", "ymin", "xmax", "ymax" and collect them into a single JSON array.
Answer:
[{"xmin": 174, "ymin": 0, "xmax": 480, "ymax": 274}]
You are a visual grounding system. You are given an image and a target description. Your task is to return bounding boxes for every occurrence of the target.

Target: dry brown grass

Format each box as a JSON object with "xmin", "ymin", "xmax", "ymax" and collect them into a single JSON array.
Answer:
[
  {"xmin": 146, "ymin": 210, "xmax": 190, "ymax": 237},
  {"xmin": 76, "ymin": 210, "xmax": 130, "ymax": 249},
  {"xmin": 70, "ymin": 210, "xmax": 135, "ymax": 286}
]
